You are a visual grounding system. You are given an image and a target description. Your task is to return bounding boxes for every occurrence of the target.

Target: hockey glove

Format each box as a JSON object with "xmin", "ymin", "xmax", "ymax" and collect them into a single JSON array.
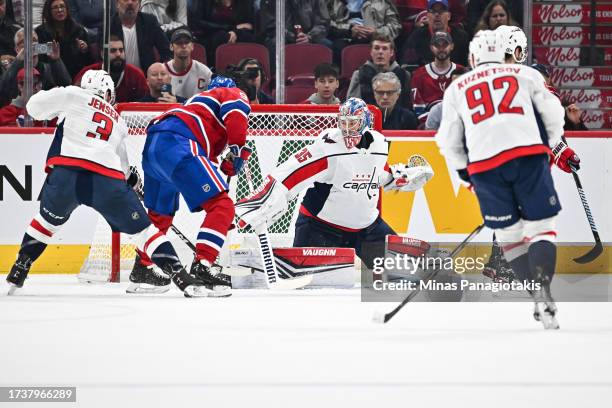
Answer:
[
  {"xmin": 127, "ymin": 165, "xmax": 144, "ymax": 197},
  {"xmin": 552, "ymin": 140, "xmax": 580, "ymax": 173},
  {"xmin": 457, "ymin": 168, "xmax": 474, "ymax": 193},
  {"xmin": 384, "ymin": 163, "xmax": 434, "ymax": 192},
  {"xmin": 221, "ymin": 145, "xmax": 252, "ymax": 176}
]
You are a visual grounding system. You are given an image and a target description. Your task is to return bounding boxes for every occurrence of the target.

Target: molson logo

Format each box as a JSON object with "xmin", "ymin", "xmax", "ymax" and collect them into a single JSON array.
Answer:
[
  {"xmin": 545, "ymin": 47, "xmax": 580, "ymax": 66},
  {"xmin": 549, "ymin": 68, "xmax": 595, "ymax": 87},
  {"xmin": 538, "ymin": 26, "xmax": 583, "ymax": 45},
  {"xmin": 581, "ymin": 110, "xmax": 605, "ymax": 128},
  {"xmin": 559, "ymin": 89, "xmax": 602, "ymax": 109},
  {"xmin": 537, "ymin": 4, "xmax": 583, "ymax": 23}
]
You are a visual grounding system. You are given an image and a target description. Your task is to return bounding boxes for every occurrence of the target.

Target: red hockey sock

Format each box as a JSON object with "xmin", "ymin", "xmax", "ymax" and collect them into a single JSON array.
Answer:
[
  {"xmin": 195, "ymin": 192, "xmax": 234, "ymax": 264},
  {"xmin": 136, "ymin": 210, "xmax": 174, "ymax": 266}
]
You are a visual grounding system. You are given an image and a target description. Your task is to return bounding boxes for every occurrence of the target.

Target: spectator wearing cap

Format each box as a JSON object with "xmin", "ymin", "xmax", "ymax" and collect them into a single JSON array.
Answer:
[
  {"xmin": 0, "ymin": 68, "xmax": 55, "ymax": 126},
  {"xmin": 0, "ymin": 28, "xmax": 71, "ymax": 107},
  {"xmin": 372, "ymin": 71, "xmax": 417, "ymax": 130},
  {"xmin": 139, "ymin": 61, "xmax": 186, "ymax": 103},
  {"xmin": 410, "ymin": 30, "xmax": 464, "ymax": 122},
  {"xmin": 141, "ymin": 0, "xmax": 187, "ymax": 33},
  {"xmin": 188, "ymin": 0, "xmax": 255, "ymax": 66},
  {"xmin": 164, "ymin": 28, "xmax": 212, "ymax": 99},
  {"xmin": 530, "ymin": 63, "xmax": 588, "ymax": 131},
  {"xmin": 301, "ymin": 62, "xmax": 340, "ymax": 104},
  {"xmin": 401, "ymin": 0, "xmax": 469, "ymax": 68},
  {"xmin": 347, "ymin": 33, "xmax": 411, "ymax": 109},
  {"xmin": 425, "ymin": 66, "xmax": 467, "ymax": 130},
  {"xmin": 73, "ymin": 34, "xmax": 148, "ymax": 102},
  {"xmin": 110, "ymin": 0, "xmax": 171, "ymax": 73}
]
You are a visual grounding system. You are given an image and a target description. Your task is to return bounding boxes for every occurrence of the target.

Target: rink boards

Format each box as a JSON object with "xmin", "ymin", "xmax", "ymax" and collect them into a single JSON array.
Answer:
[{"xmin": 0, "ymin": 129, "xmax": 610, "ymax": 274}]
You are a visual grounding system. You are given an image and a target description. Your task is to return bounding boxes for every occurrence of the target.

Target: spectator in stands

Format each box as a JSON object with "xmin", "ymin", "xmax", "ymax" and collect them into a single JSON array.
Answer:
[
  {"xmin": 410, "ymin": 31, "xmax": 463, "ymax": 122},
  {"xmin": 111, "ymin": 0, "xmax": 171, "ymax": 72},
  {"xmin": 141, "ymin": 0, "xmax": 187, "ymax": 33},
  {"xmin": 0, "ymin": 0, "xmax": 20, "ymax": 57},
  {"xmin": 35, "ymin": 0, "xmax": 93, "ymax": 78},
  {"xmin": 188, "ymin": 0, "xmax": 255, "ymax": 66},
  {"xmin": 236, "ymin": 57, "xmax": 273, "ymax": 104},
  {"xmin": 467, "ymin": 0, "xmax": 522, "ymax": 35},
  {"xmin": 0, "ymin": 68, "xmax": 54, "ymax": 126},
  {"xmin": 346, "ymin": 34, "xmax": 411, "ymax": 108},
  {"xmin": 259, "ymin": 0, "xmax": 330, "ymax": 66},
  {"xmin": 425, "ymin": 66, "xmax": 466, "ymax": 130},
  {"xmin": 139, "ymin": 61, "xmax": 186, "ymax": 103},
  {"xmin": 473, "ymin": 0, "xmax": 518, "ymax": 34},
  {"xmin": 372, "ymin": 71, "xmax": 417, "ymax": 130},
  {"xmin": 0, "ymin": 28, "xmax": 71, "ymax": 106},
  {"xmin": 73, "ymin": 35, "xmax": 148, "ymax": 102},
  {"xmin": 327, "ymin": 0, "xmax": 402, "ymax": 65},
  {"xmin": 401, "ymin": 0, "xmax": 469, "ymax": 67},
  {"xmin": 68, "ymin": 0, "xmax": 114, "ymax": 42},
  {"xmin": 164, "ymin": 27, "xmax": 211, "ymax": 99},
  {"xmin": 301, "ymin": 62, "xmax": 340, "ymax": 104}
]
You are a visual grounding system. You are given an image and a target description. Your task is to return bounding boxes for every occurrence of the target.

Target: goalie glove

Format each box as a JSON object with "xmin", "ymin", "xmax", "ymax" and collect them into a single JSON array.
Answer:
[
  {"xmin": 221, "ymin": 144, "xmax": 252, "ymax": 176},
  {"xmin": 383, "ymin": 163, "xmax": 434, "ymax": 192},
  {"xmin": 126, "ymin": 165, "xmax": 144, "ymax": 197},
  {"xmin": 552, "ymin": 140, "xmax": 580, "ymax": 173}
]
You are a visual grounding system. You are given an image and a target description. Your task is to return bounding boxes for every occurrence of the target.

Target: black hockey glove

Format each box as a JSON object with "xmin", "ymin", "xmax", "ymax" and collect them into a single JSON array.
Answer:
[
  {"xmin": 127, "ymin": 166, "xmax": 144, "ymax": 197},
  {"xmin": 457, "ymin": 168, "xmax": 471, "ymax": 184}
]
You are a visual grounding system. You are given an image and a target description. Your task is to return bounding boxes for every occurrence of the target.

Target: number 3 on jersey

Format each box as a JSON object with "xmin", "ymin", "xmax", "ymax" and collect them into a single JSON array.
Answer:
[
  {"xmin": 466, "ymin": 76, "xmax": 524, "ymax": 125},
  {"xmin": 86, "ymin": 112, "xmax": 114, "ymax": 141}
]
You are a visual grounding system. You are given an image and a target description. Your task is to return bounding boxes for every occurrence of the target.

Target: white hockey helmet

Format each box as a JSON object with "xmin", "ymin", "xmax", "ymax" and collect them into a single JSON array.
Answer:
[
  {"xmin": 496, "ymin": 25, "xmax": 528, "ymax": 63},
  {"xmin": 469, "ymin": 30, "xmax": 505, "ymax": 68},
  {"xmin": 81, "ymin": 69, "xmax": 115, "ymax": 104},
  {"xmin": 338, "ymin": 97, "xmax": 372, "ymax": 149}
]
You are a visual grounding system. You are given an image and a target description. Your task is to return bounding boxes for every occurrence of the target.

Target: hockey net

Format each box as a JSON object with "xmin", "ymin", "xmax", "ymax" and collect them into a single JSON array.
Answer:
[{"xmin": 79, "ymin": 103, "xmax": 381, "ymax": 282}]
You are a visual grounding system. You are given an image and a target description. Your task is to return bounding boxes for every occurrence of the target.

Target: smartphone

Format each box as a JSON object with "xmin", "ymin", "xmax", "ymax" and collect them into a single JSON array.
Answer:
[
  {"xmin": 32, "ymin": 42, "xmax": 54, "ymax": 55},
  {"xmin": 160, "ymin": 83, "xmax": 172, "ymax": 94}
]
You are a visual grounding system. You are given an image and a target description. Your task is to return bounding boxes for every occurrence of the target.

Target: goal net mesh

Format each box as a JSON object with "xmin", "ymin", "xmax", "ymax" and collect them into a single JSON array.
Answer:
[{"xmin": 79, "ymin": 104, "xmax": 350, "ymax": 282}]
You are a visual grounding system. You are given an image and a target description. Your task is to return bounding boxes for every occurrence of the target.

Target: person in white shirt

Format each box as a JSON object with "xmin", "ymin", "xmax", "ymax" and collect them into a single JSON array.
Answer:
[{"xmin": 164, "ymin": 28, "xmax": 212, "ymax": 99}]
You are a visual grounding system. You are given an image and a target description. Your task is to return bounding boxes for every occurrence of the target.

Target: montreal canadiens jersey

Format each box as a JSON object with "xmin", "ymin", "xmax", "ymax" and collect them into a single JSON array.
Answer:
[
  {"xmin": 271, "ymin": 128, "xmax": 390, "ymax": 230},
  {"xmin": 411, "ymin": 62, "xmax": 461, "ymax": 117},
  {"xmin": 165, "ymin": 59, "xmax": 213, "ymax": 99},
  {"xmin": 436, "ymin": 63, "xmax": 565, "ymax": 175},
  {"xmin": 26, "ymin": 86, "xmax": 130, "ymax": 180},
  {"xmin": 153, "ymin": 86, "xmax": 251, "ymax": 160}
]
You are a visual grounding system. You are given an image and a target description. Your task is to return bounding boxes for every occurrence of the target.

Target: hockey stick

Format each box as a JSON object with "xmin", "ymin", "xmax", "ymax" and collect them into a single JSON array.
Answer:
[
  {"xmin": 242, "ymin": 162, "xmax": 313, "ymax": 290},
  {"xmin": 560, "ymin": 137, "xmax": 603, "ymax": 264},
  {"xmin": 373, "ymin": 223, "xmax": 485, "ymax": 324}
]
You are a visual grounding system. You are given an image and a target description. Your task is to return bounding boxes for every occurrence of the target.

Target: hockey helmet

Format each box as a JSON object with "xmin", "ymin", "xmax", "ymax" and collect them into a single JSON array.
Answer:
[
  {"xmin": 469, "ymin": 30, "xmax": 505, "ymax": 68},
  {"xmin": 338, "ymin": 97, "xmax": 372, "ymax": 149},
  {"xmin": 208, "ymin": 75, "xmax": 236, "ymax": 90},
  {"xmin": 81, "ymin": 69, "xmax": 115, "ymax": 104},
  {"xmin": 496, "ymin": 25, "xmax": 528, "ymax": 63}
]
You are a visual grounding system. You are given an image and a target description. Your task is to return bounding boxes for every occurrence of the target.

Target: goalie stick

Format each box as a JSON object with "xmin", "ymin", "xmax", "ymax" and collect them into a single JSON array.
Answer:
[
  {"xmin": 373, "ymin": 223, "xmax": 485, "ymax": 324},
  {"xmin": 242, "ymin": 162, "xmax": 313, "ymax": 290},
  {"xmin": 560, "ymin": 137, "xmax": 602, "ymax": 264}
]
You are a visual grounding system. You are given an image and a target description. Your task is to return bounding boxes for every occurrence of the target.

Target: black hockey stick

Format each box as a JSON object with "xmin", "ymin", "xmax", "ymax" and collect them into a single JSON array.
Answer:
[
  {"xmin": 373, "ymin": 223, "xmax": 485, "ymax": 324},
  {"xmin": 569, "ymin": 165, "xmax": 603, "ymax": 263}
]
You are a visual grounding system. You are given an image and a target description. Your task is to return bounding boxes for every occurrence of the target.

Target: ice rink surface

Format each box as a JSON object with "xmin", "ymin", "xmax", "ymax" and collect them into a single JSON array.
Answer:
[{"xmin": 1, "ymin": 274, "xmax": 612, "ymax": 408}]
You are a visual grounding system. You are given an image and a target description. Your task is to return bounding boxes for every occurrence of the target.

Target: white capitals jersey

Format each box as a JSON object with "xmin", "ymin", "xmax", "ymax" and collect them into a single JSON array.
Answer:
[
  {"xmin": 26, "ymin": 86, "xmax": 130, "ymax": 180},
  {"xmin": 165, "ymin": 60, "xmax": 213, "ymax": 99},
  {"xmin": 272, "ymin": 128, "xmax": 390, "ymax": 230},
  {"xmin": 436, "ymin": 63, "xmax": 565, "ymax": 175}
]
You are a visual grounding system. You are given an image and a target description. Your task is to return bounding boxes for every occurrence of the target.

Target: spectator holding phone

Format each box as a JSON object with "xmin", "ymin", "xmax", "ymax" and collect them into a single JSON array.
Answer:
[{"xmin": 139, "ymin": 61, "xmax": 186, "ymax": 103}]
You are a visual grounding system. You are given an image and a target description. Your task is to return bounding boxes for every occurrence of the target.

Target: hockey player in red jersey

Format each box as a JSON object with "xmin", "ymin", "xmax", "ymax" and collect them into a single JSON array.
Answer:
[
  {"xmin": 6, "ymin": 70, "xmax": 208, "ymax": 297},
  {"xmin": 130, "ymin": 75, "xmax": 252, "ymax": 297}
]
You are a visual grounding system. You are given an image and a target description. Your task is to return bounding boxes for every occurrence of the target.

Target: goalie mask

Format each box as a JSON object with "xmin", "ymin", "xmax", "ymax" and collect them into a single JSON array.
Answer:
[
  {"xmin": 81, "ymin": 69, "xmax": 115, "ymax": 104},
  {"xmin": 469, "ymin": 30, "xmax": 505, "ymax": 68},
  {"xmin": 496, "ymin": 25, "xmax": 528, "ymax": 63},
  {"xmin": 338, "ymin": 98, "xmax": 372, "ymax": 149}
]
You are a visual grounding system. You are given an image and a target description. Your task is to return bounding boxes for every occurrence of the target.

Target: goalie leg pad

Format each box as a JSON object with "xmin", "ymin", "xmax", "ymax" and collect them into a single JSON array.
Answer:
[{"xmin": 235, "ymin": 176, "xmax": 289, "ymax": 231}]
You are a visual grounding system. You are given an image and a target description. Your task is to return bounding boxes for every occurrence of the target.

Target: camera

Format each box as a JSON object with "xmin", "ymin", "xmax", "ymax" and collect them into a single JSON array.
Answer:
[
  {"xmin": 160, "ymin": 83, "xmax": 172, "ymax": 94},
  {"xmin": 32, "ymin": 42, "xmax": 54, "ymax": 55}
]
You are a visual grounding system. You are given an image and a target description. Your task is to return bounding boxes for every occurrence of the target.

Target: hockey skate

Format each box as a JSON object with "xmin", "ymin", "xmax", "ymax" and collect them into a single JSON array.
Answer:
[
  {"xmin": 482, "ymin": 253, "xmax": 516, "ymax": 284},
  {"xmin": 529, "ymin": 270, "xmax": 559, "ymax": 330},
  {"xmin": 6, "ymin": 254, "xmax": 33, "ymax": 295},
  {"xmin": 190, "ymin": 259, "xmax": 232, "ymax": 297},
  {"xmin": 126, "ymin": 256, "xmax": 171, "ymax": 294},
  {"xmin": 165, "ymin": 264, "xmax": 220, "ymax": 298}
]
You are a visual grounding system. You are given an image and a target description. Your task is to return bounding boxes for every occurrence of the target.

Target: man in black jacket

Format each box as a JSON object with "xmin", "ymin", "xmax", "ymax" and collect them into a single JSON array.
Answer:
[
  {"xmin": 111, "ymin": 0, "xmax": 171, "ymax": 73},
  {"xmin": 372, "ymin": 71, "xmax": 417, "ymax": 130}
]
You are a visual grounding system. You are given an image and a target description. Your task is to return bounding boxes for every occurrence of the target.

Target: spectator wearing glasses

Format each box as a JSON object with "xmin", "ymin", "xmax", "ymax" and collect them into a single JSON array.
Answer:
[
  {"xmin": 35, "ymin": 0, "xmax": 93, "ymax": 78},
  {"xmin": 401, "ymin": 0, "xmax": 469, "ymax": 67},
  {"xmin": 372, "ymin": 71, "xmax": 417, "ymax": 130},
  {"xmin": 73, "ymin": 35, "xmax": 148, "ymax": 102}
]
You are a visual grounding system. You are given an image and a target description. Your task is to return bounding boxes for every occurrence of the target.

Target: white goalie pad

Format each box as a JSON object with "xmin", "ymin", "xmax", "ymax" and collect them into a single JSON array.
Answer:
[
  {"xmin": 226, "ymin": 247, "xmax": 356, "ymax": 288},
  {"xmin": 383, "ymin": 163, "xmax": 434, "ymax": 192},
  {"xmin": 235, "ymin": 175, "xmax": 290, "ymax": 232}
]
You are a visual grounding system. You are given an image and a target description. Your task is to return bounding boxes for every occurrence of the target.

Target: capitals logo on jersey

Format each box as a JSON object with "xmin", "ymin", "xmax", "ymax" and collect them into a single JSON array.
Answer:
[{"xmin": 154, "ymin": 87, "xmax": 251, "ymax": 160}]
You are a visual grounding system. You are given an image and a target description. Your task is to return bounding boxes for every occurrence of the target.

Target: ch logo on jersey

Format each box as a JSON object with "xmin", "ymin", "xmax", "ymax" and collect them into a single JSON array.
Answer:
[{"xmin": 342, "ymin": 170, "xmax": 379, "ymax": 200}]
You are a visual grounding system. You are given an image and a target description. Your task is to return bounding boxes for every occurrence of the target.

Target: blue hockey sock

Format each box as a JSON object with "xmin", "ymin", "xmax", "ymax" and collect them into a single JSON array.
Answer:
[{"xmin": 528, "ymin": 241, "xmax": 557, "ymax": 281}]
